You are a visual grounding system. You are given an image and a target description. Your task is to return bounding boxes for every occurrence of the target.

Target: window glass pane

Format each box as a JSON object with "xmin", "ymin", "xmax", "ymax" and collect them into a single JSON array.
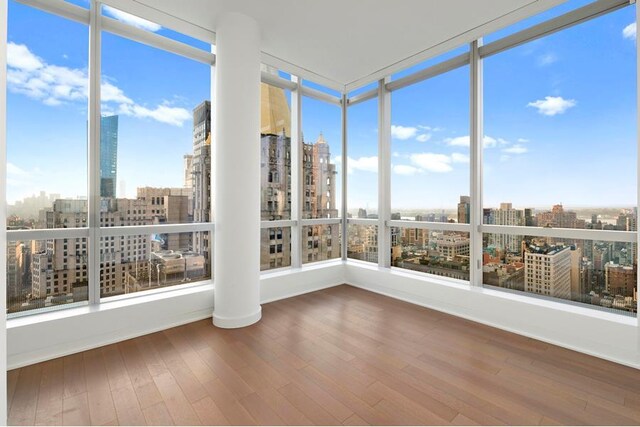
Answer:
[
  {"xmin": 347, "ymin": 97, "xmax": 378, "ymax": 219},
  {"xmin": 302, "ymin": 225, "xmax": 341, "ymax": 264},
  {"xmin": 261, "ymin": 81, "xmax": 292, "ymax": 221},
  {"xmin": 391, "ymin": 228, "xmax": 470, "ymax": 281},
  {"xmin": 6, "ymin": 1, "xmax": 88, "ymax": 229},
  {"xmin": 347, "ymin": 224, "xmax": 378, "ymax": 263},
  {"xmin": 100, "ymin": 232, "xmax": 210, "ymax": 298},
  {"xmin": 7, "ymin": 238, "xmax": 89, "ymax": 315},
  {"xmin": 261, "ymin": 227, "xmax": 291, "ymax": 271},
  {"xmin": 484, "ymin": 7, "xmax": 637, "ymax": 229},
  {"xmin": 483, "ymin": 234, "xmax": 637, "ymax": 316},
  {"xmin": 101, "ymin": 5, "xmax": 211, "ymax": 51},
  {"xmin": 391, "ymin": 65, "xmax": 470, "ymax": 223},
  {"xmin": 302, "ymin": 96, "xmax": 341, "ymax": 219},
  {"xmin": 100, "ymin": 31, "xmax": 211, "ymax": 224}
]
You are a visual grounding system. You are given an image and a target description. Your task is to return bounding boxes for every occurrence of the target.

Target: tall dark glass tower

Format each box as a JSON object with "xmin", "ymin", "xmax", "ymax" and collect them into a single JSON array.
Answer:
[{"xmin": 100, "ymin": 115, "xmax": 119, "ymax": 198}]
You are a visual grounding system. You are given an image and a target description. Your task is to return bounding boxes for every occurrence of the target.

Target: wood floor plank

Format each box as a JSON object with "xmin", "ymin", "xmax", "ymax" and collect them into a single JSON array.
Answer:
[
  {"xmin": 253, "ymin": 387, "xmax": 312, "ymax": 426},
  {"xmin": 8, "ymin": 285, "xmax": 640, "ymax": 426},
  {"xmin": 34, "ymin": 359, "xmax": 64, "ymax": 426},
  {"xmin": 151, "ymin": 371, "xmax": 200, "ymax": 425},
  {"xmin": 201, "ymin": 378, "xmax": 257, "ymax": 426},
  {"xmin": 142, "ymin": 401, "xmax": 175, "ymax": 426},
  {"xmin": 61, "ymin": 392, "xmax": 91, "ymax": 426},
  {"xmin": 101, "ymin": 344, "xmax": 131, "ymax": 393},
  {"xmin": 111, "ymin": 383, "xmax": 146, "ymax": 426},
  {"xmin": 298, "ymin": 363, "xmax": 394, "ymax": 425},
  {"xmin": 7, "ymin": 368, "xmax": 20, "ymax": 413},
  {"xmin": 83, "ymin": 349, "xmax": 117, "ymax": 426},
  {"xmin": 62, "ymin": 353, "xmax": 86, "ymax": 399},
  {"xmin": 342, "ymin": 413, "xmax": 370, "ymax": 426},
  {"xmin": 277, "ymin": 382, "xmax": 341, "ymax": 425},
  {"xmin": 148, "ymin": 332, "xmax": 209, "ymax": 403},
  {"xmin": 118, "ymin": 339, "xmax": 164, "ymax": 410},
  {"xmin": 9, "ymin": 364, "xmax": 42, "ymax": 426},
  {"xmin": 239, "ymin": 392, "xmax": 286, "ymax": 425},
  {"xmin": 191, "ymin": 396, "xmax": 229, "ymax": 425}
]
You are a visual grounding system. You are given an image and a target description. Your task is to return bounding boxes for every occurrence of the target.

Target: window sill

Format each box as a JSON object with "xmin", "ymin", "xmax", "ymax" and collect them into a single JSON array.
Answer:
[
  {"xmin": 345, "ymin": 260, "xmax": 637, "ymax": 327},
  {"xmin": 7, "ymin": 280, "xmax": 215, "ymax": 329},
  {"xmin": 260, "ymin": 258, "xmax": 344, "ymax": 279}
]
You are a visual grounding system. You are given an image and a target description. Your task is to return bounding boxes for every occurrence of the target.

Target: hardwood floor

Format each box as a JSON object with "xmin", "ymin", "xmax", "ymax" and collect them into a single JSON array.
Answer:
[{"xmin": 8, "ymin": 285, "xmax": 640, "ymax": 426}]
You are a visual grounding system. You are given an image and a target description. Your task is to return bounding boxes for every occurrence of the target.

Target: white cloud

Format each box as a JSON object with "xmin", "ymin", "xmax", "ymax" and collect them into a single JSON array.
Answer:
[
  {"xmin": 446, "ymin": 135, "xmax": 497, "ymax": 148},
  {"xmin": 7, "ymin": 42, "xmax": 43, "ymax": 71},
  {"xmin": 623, "ymin": 22, "xmax": 636, "ymax": 41},
  {"xmin": 502, "ymin": 144, "xmax": 528, "ymax": 154},
  {"xmin": 517, "ymin": 138, "xmax": 530, "ymax": 143},
  {"xmin": 527, "ymin": 96, "xmax": 576, "ymax": 116},
  {"xmin": 416, "ymin": 133, "xmax": 431, "ymax": 142},
  {"xmin": 7, "ymin": 42, "xmax": 190, "ymax": 127},
  {"xmin": 7, "ymin": 163, "xmax": 28, "ymax": 178},
  {"xmin": 336, "ymin": 155, "xmax": 378, "ymax": 174},
  {"xmin": 500, "ymin": 154, "xmax": 511, "ymax": 162},
  {"xmin": 537, "ymin": 53, "xmax": 557, "ymax": 67},
  {"xmin": 391, "ymin": 125, "xmax": 418, "ymax": 140},
  {"xmin": 103, "ymin": 5, "xmax": 161, "ymax": 32},
  {"xmin": 451, "ymin": 153, "xmax": 470, "ymax": 163},
  {"xmin": 409, "ymin": 153, "xmax": 452, "ymax": 173},
  {"xmin": 447, "ymin": 136, "xmax": 469, "ymax": 147},
  {"xmin": 118, "ymin": 102, "xmax": 191, "ymax": 127},
  {"xmin": 392, "ymin": 164, "xmax": 422, "ymax": 176},
  {"xmin": 101, "ymin": 81, "xmax": 133, "ymax": 104}
]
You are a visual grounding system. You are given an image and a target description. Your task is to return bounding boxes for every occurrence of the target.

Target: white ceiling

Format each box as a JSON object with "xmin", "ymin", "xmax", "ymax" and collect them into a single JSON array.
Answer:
[{"xmin": 132, "ymin": 0, "xmax": 563, "ymax": 90}]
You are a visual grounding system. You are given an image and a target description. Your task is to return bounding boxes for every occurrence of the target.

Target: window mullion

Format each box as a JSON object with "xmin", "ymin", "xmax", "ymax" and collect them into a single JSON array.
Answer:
[
  {"xmin": 470, "ymin": 39, "xmax": 483, "ymax": 288},
  {"xmin": 291, "ymin": 75, "xmax": 302, "ymax": 269},
  {"xmin": 87, "ymin": 0, "xmax": 102, "ymax": 305},
  {"xmin": 378, "ymin": 78, "xmax": 391, "ymax": 268},
  {"xmin": 634, "ymin": 0, "xmax": 640, "ymax": 328},
  {"xmin": 341, "ymin": 94, "xmax": 348, "ymax": 261}
]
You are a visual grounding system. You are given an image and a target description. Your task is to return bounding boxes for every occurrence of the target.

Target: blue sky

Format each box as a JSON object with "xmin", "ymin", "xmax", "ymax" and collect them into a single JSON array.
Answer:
[
  {"xmin": 6, "ymin": 0, "xmax": 210, "ymax": 203},
  {"xmin": 5, "ymin": 0, "xmax": 638, "ymax": 216},
  {"xmin": 346, "ymin": 1, "xmax": 637, "ymax": 213}
]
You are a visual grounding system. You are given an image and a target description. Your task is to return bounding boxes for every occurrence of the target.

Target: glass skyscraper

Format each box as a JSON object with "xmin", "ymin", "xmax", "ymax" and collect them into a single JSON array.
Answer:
[{"xmin": 100, "ymin": 115, "xmax": 119, "ymax": 198}]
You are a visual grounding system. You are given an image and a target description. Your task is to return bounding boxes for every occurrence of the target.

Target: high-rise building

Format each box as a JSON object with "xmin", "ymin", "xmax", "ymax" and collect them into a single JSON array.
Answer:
[
  {"xmin": 487, "ymin": 202, "xmax": 524, "ymax": 253},
  {"xmin": 457, "ymin": 196, "xmax": 470, "ymax": 224},
  {"xmin": 605, "ymin": 262, "xmax": 637, "ymax": 297},
  {"xmin": 536, "ymin": 204, "xmax": 585, "ymax": 229},
  {"xmin": 524, "ymin": 241, "xmax": 571, "ymax": 299},
  {"xmin": 259, "ymin": 79, "xmax": 339, "ymax": 269},
  {"xmin": 100, "ymin": 115, "xmax": 119, "ymax": 198},
  {"xmin": 569, "ymin": 245, "xmax": 585, "ymax": 301},
  {"xmin": 524, "ymin": 208, "xmax": 536, "ymax": 226},
  {"xmin": 192, "ymin": 101, "xmax": 212, "ymax": 264},
  {"xmin": 435, "ymin": 233, "xmax": 470, "ymax": 258},
  {"xmin": 183, "ymin": 154, "xmax": 194, "ymax": 191}
]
